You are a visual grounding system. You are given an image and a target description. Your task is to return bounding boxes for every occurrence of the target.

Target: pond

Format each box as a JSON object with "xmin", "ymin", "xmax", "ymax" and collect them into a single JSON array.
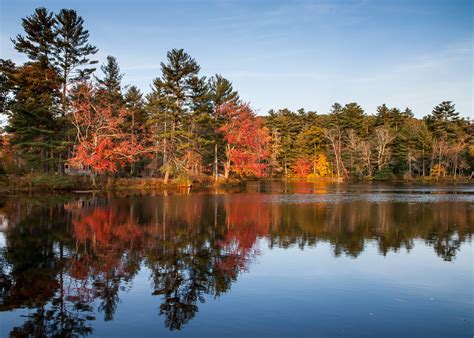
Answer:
[{"xmin": 0, "ymin": 182, "xmax": 473, "ymax": 337}]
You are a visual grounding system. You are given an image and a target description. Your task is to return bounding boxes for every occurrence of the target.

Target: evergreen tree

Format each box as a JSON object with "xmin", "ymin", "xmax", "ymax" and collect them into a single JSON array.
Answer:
[
  {"xmin": 146, "ymin": 80, "xmax": 171, "ymax": 176},
  {"xmin": 54, "ymin": 9, "xmax": 98, "ymax": 112},
  {"xmin": 5, "ymin": 62, "xmax": 61, "ymax": 171},
  {"xmin": 95, "ymin": 56, "xmax": 123, "ymax": 107},
  {"xmin": 209, "ymin": 74, "xmax": 239, "ymax": 109},
  {"xmin": 7, "ymin": 8, "xmax": 65, "ymax": 172},
  {"xmin": 328, "ymin": 102, "xmax": 343, "ymax": 128},
  {"xmin": 11, "ymin": 7, "xmax": 57, "ymax": 67},
  {"xmin": 189, "ymin": 75, "xmax": 213, "ymax": 174},
  {"xmin": 265, "ymin": 108, "xmax": 303, "ymax": 175},
  {"xmin": 208, "ymin": 74, "xmax": 239, "ymax": 180},
  {"xmin": 425, "ymin": 101, "xmax": 462, "ymax": 140},
  {"xmin": 339, "ymin": 102, "xmax": 366, "ymax": 135},
  {"xmin": 0, "ymin": 59, "xmax": 16, "ymax": 116},
  {"xmin": 124, "ymin": 86, "xmax": 147, "ymax": 138},
  {"xmin": 124, "ymin": 86, "xmax": 146, "ymax": 114},
  {"xmin": 151, "ymin": 49, "xmax": 201, "ymax": 182},
  {"xmin": 124, "ymin": 85, "xmax": 149, "ymax": 175}
]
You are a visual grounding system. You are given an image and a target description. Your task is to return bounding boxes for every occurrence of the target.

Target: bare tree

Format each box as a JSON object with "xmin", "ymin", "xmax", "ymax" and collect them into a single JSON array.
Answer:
[
  {"xmin": 375, "ymin": 126, "xmax": 395, "ymax": 171},
  {"xmin": 448, "ymin": 135, "xmax": 467, "ymax": 178},
  {"xmin": 323, "ymin": 127, "xmax": 346, "ymax": 178}
]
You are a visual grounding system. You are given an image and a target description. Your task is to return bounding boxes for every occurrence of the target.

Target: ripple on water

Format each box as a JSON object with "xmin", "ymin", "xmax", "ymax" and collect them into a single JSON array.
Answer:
[{"xmin": 266, "ymin": 193, "xmax": 474, "ymax": 204}]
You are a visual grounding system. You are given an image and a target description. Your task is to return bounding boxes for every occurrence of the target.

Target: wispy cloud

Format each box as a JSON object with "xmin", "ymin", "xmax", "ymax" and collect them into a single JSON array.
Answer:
[{"xmin": 353, "ymin": 41, "xmax": 472, "ymax": 84}]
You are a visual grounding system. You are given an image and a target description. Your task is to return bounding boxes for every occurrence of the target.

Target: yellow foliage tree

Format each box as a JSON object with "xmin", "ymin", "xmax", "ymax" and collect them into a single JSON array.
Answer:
[
  {"xmin": 314, "ymin": 153, "xmax": 331, "ymax": 177},
  {"xmin": 430, "ymin": 164, "xmax": 446, "ymax": 177}
]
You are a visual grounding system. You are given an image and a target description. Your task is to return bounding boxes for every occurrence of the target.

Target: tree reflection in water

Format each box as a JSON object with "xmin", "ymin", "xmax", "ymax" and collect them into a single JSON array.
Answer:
[{"xmin": 0, "ymin": 191, "xmax": 472, "ymax": 335}]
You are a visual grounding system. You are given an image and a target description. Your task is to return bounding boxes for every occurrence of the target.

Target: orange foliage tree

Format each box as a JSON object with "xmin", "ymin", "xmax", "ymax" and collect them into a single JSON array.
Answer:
[{"xmin": 217, "ymin": 102, "xmax": 270, "ymax": 179}]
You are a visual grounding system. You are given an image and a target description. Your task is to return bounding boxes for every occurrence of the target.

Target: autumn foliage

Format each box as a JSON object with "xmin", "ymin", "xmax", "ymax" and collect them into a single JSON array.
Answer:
[
  {"xmin": 68, "ymin": 84, "xmax": 151, "ymax": 175},
  {"xmin": 294, "ymin": 157, "xmax": 312, "ymax": 178},
  {"xmin": 293, "ymin": 153, "xmax": 331, "ymax": 178},
  {"xmin": 217, "ymin": 102, "xmax": 270, "ymax": 178}
]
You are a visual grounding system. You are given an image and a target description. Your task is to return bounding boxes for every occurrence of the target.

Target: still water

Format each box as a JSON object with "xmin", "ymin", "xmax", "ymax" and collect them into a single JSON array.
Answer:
[{"xmin": 0, "ymin": 182, "xmax": 473, "ymax": 337}]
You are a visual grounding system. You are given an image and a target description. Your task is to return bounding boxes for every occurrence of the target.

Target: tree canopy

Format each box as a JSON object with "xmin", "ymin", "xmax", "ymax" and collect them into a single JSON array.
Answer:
[{"xmin": 0, "ymin": 7, "xmax": 472, "ymax": 182}]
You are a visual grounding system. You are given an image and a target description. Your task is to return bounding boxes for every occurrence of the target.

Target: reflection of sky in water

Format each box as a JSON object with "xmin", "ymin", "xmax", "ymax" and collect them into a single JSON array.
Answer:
[
  {"xmin": 5, "ymin": 240, "xmax": 465, "ymax": 338},
  {"xmin": 0, "ymin": 232, "xmax": 5, "ymax": 248},
  {"xmin": 0, "ymin": 188, "xmax": 472, "ymax": 337},
  {"xmin": 3, "ymin": 239, "xmax": 470, "ymax": 337}
]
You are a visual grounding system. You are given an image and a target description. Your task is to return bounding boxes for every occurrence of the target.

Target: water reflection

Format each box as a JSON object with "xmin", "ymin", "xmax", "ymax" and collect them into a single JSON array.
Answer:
[{"xmin": 0, "ymin": 188, "xmax": 472, "ymax": 335}]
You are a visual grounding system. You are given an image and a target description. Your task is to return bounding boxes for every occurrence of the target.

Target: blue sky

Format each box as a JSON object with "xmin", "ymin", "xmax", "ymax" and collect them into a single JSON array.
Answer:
[{"xmin": 1, "ymin": 0, "xmax": 472, "ymax": 117}]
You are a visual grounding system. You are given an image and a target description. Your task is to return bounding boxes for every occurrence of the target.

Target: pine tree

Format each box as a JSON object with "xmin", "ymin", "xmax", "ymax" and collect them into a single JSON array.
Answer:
[
  {"xmin": 124, "ymin": 86, "xmax": 148, "ymax": 175},
  {"xmin": 11, "ymin": 7, "xmax": 57, "ymax": 67},
  {"xmin": 8, "ymin": 8, "xmax": 64, "ymax": 172},
  {"xmin": 151, "ymin": 49, "xmax": 201, "ymax": 182},
  {"xmin": 124, "ymin": 85, "xmax": 148, "ymax": 138},
  {"xmin": 5, "ymin": 62, "xmax": 61, "ymax": 171},
  {"xmin": 95, "ymin": 56, "xmax": 123, "ymax": 108},
  {"xmin": 339, "ymin": 102, "xmax": 366, "ymax": 135},
  {"xmin": 0, "ymin": 59, "xmax": 16, "ymax": 115},
  {"xmin": 328, "ymin": 102, "xmax": 343, "ymax": 128},
  {"xmin": 54, "ymin": 9, "xmax": 98, "ymax": 113},
  {"xmin": 425, "ymin": 101, "xmax": 462, "ymax": 140},
  {"xmin": 124, "ymin": 86, "xmax": 146, "ymax": 115},
  {"xmin": 209, "ymin": 74, "xmax": 239, "ymax": 108},
  {"xmin": 208, "ymin": 74, "xmax": 239, "ymax": 180},
  {"xmin": 188, "ymin": 75, "xmax": 213, "ymax": 175}
]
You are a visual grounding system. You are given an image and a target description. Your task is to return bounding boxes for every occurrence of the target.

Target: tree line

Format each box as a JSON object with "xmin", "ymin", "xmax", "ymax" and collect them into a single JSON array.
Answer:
[{"xmin": 1, "ymin": 7, "xmax": 472, "ymax": 184}]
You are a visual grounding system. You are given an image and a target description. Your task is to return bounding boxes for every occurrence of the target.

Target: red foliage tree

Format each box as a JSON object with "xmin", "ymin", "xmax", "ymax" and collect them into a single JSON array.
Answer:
[
  {"xmin": 294, "ymin": 157, "xmax": 312, "ymax": 178},
  {"xmin": 217, "ymin": 102, "xmax": 270, "ymax": 179},
  {"xmin": 68, "ymin": 84, "xmax": 150, "ymax": 184}
]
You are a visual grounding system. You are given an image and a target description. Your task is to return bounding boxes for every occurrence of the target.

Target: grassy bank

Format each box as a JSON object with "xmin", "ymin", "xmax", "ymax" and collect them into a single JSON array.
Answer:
[{"xmin": 0, "ymin": 173, "xmax": 242, "ymax": 193}]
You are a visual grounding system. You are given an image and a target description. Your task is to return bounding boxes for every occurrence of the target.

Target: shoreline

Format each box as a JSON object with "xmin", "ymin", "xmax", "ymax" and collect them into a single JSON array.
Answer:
[{"xmin": 1, "ymin": 174, "xmax": 472, "ymax": 194}]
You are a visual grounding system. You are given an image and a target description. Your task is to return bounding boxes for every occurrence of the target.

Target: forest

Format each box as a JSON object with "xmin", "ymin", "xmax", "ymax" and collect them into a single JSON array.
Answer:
[{"xmin": 1, "ymin": 7, "xmax": 473, "ymax": 188}]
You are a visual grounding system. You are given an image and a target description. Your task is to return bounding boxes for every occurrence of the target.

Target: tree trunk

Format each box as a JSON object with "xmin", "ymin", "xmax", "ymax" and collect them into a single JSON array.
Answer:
[
  {"xmin": 437, "ymin": 143, "xmax": 442, "ymax": 178},
  {"xmin": 214, "ymin": 143, "xmax": 218, "ymax": 182},
  {"xmin": 90, "ymin": 173, "xmax": 96, "ymax": 187},
  {"xmin": 224, "ymin": 163, "xmax": 230, "ymax": 180},
  {"xmin": 62, "ymin": 79, "xmax": 67, "ymax": 116},
  {"xmin": 164, "ymin": 168, "xmax": 170, "ymax": 185},
  {"xmin": 422, "ymin": 148, "xmax": 425, "ymax": 176},
  {"xmin": 408, "ymin": 153, "xmax": 412, "ymax": 177}
]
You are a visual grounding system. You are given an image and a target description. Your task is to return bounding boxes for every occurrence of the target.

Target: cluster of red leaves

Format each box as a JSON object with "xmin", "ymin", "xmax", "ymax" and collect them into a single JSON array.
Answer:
[
  {"xmin": 68, "ymin": 84, "xmax": 149, "ymax": 174},
  {"xmin": 294, "ymin": 157, "xmax": 312, "ymax": 178},
  {"xmin": 217, "ymin": 102, "xmax": 270, "ymax": 177}
]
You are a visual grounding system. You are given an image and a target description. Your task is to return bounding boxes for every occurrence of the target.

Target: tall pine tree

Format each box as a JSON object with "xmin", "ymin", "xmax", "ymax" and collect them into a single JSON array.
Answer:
[
  {"xmin": 54, "ymin": 8, "xmax": 98, "ymax": 113},
  {"xmin": 11, "ymin": 7, "xmax": 56, "ymax": 67},
  {"xmin": 95, "ymin": 56, "xmax": 123, "ymax": 108},
  {"xmin": 208, "ymin": 74, "xmax": 239, "ymax": 180}
]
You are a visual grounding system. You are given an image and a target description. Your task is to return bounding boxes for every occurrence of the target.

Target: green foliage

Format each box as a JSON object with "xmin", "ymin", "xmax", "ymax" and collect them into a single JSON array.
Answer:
[
  {"xmin": 54, "ymin": 8, "xmax": 98, "ymax": 83},
  {"xmin": 425, "ymin": 101, "xmax": 463, "ymax": 139},
  {"xmin": 373, "ymin": 165, "xmax": 396, "ymax": 181},
  {"xmin": 95, "ymin": 55, "xmax": 123, "ymax": 107},
  {"xmin": 4, "ymin": 62, "xmax": 62, "ymax": 171},
  {"xmin": 12, "ymin": 7, "xmax": 57, "ymax": 67}
]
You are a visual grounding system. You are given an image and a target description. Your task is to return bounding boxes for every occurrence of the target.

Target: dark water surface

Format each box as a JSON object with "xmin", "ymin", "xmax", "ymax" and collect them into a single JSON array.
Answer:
[{"xmin": 0, "ymin": 182, "xmax": 473, "ymax": 337}]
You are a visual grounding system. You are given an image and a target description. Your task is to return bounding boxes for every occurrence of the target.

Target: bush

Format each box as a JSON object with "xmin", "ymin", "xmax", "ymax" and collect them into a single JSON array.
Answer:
[
  {"xmin": 18, "ymin": 173, "xmax": 76, "ymax": 190},
  {"xmin": 373, "ymin": 166, "xmax": 395, "ymax": 181}
]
